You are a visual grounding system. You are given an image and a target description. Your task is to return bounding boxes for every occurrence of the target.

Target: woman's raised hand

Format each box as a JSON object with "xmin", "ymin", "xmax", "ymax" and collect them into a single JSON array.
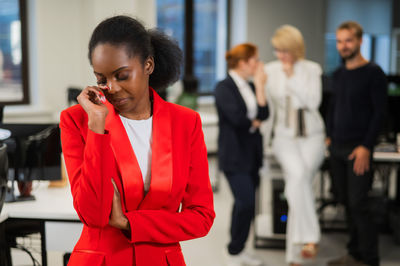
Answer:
[
  {"xmin": 77, "ymin": 86, "xmax": 109, "ymax": 134},
  {"xmin": 254, "ymin": 62, "xmax": 267, "ymax": 90},
  {"xmin": 254, "ymin": 62, "xmax": 267, "ymax": 106}
]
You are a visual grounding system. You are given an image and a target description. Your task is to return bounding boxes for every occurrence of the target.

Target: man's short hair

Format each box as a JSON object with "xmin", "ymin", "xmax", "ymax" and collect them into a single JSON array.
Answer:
[{"xmin": 337, "ymin": 21, "xmax": 363, "ymax": 39}]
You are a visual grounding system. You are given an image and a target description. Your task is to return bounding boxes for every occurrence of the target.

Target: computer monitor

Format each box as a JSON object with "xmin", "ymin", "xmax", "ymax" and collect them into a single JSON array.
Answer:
[
  {"xmin": 0, "ymin": 123, "xmax": 62, "ymax": 201},
  {"xmin": 381, "ymin": 96, "xmax": 400, "ymax": 142}
]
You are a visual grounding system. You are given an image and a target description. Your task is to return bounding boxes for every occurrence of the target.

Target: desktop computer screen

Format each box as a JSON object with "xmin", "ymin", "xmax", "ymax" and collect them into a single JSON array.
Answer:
[
  {"xmin": 0, "ymin": 123, "xmax": 62, "ymax": 201},
  {"xmin": 0, "ymin": 123, "xmax": 62, "ymax": 182}
]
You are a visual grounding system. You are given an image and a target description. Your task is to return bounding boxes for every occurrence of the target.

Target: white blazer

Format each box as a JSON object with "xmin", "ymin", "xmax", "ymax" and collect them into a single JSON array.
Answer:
[{"xmin": 262, "ymin": 59, "xmax": 325, "ymax": 149}]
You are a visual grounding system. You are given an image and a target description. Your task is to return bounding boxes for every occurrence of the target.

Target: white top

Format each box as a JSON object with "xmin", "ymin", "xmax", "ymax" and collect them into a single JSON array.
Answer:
[
  {"xmin": 120, "ymin": 115, "xmax": 153, "ymax": 192},
  {"xmin": 263, "ymin": 59, "xmax": 325, "ymax": 139},
  {"xmin": 229, "ymin": 70, "xmax": 257, "ymax": 120}
]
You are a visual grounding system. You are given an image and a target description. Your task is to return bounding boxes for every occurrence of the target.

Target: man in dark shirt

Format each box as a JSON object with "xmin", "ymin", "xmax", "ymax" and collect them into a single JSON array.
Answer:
[{"xmin": 327, "ymin": 21, "xmax": 387, "ymax": 266}]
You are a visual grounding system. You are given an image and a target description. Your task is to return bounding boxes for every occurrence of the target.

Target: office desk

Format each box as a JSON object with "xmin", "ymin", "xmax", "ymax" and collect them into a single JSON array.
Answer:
[
  {"xmin": 373, "ymin": 151, "xmax": 400, "ymax": 202},
  {"xmin": 374, "ymin": 151, "xmax": 400, "ymax": 162},
  {"xmin": 1, "ymin": 181, "xmax": 82, "ymax": 266}
]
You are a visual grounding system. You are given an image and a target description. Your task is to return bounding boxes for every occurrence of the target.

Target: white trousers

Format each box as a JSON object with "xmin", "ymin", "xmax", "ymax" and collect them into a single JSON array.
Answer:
[{"xmin": 272, "ymin": 134, "xmax": 325, "ymax": 264}]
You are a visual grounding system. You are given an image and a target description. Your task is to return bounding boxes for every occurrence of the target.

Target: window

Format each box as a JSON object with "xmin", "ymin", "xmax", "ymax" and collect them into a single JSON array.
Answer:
[
  {"xmin": 0, "ymin": 0, "xmax": 29, "ymax": 104},
  {"xmin": 156, "ymin": 0, "xmax": 227, "ymax": 94}
]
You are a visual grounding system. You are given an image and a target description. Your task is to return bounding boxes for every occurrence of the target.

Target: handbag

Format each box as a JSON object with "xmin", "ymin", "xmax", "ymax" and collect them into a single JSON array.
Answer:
[{"xmin": 296, "ymin": 108, "xmax": 307, "ymax": 137}]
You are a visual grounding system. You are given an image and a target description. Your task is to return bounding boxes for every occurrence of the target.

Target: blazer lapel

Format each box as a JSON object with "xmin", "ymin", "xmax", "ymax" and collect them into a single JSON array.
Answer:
[
  {"xmin": 105, "ymin": 102, "xmax": 145, "ymax": 212},
  {"xmin": 139, "ymin": 89, "xmax": 173, "ymax": 210},
  {"xmin": 227, "ymin": 75, "xmax": 248, "ymax": 113}
]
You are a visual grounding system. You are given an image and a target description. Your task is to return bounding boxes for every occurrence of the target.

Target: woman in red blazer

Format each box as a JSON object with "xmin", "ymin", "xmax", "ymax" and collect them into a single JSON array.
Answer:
[{"xmin": 60, "ymin": 16, "xmax": 215, "ymax": 266}]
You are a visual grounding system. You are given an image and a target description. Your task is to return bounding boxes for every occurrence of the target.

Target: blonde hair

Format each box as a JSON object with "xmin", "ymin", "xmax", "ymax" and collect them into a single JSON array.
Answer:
[
  {"xmin": 225, "ymin": 43, "xmax": 257, "ymax": 69},
  {"xmin": 271, "ymin": 25, "xmax": 305, "ymax": 60}
]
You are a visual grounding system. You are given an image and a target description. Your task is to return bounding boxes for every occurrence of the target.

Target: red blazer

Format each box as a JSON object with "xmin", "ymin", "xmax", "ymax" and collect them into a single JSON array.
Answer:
[{"xmin": 60, "ymin": 89, "xmax": 215, "ymax": 266}]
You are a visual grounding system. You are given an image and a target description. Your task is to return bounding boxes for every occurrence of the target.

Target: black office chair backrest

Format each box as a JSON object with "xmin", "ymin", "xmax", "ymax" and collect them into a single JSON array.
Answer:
[{"xmin": 0, "ymin": 143, "xmax": 8, "ymax": 213}]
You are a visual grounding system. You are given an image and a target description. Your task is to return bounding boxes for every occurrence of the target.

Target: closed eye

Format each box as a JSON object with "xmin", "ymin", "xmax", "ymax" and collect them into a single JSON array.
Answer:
[
  {"xmin": 96, "ymin": 79, "xmax": 107, "ymax": 86},
  {"xmin": 116, "ymin": 72, "xmax": 129, "ymax": 81}
]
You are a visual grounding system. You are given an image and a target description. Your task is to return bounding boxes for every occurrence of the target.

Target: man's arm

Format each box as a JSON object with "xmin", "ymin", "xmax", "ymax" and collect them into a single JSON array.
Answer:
[
  {"xmin": 352, "ymin": 67, "xmax": 387, "ymax": 176},
  {"xmin": 362, "ymin": 67, "xmax": 387, "ymax": 150}
]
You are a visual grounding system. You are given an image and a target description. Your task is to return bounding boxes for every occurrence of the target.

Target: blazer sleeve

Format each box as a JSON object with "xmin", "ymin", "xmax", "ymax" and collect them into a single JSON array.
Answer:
[
  {"xmin": 215, "ymin": 81, "xmax": 252, "ymax": 130},
  {"xmin": 124, "ymin": 113, "xmax": 215, "ymax": 244},
  {"xmin": 286, "ymin": 63, "xmax": 322, "ymax": 110},
  {"xmin": 60, "ymin": 110, "xmax": 115, "ymax": 228}
]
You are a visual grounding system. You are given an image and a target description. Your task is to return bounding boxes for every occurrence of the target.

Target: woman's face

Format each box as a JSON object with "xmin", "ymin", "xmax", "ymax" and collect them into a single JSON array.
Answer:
[
  {"xmin": 241, "ymin": 53, "xmax": 259, "ymax": 77},
  {"xmin": 274, "ymin": 48, "xmax": 295, "ymax": 65},
  {"xmin": 91, "ymin": 43, "xmax": 153, "ymax": 117}
]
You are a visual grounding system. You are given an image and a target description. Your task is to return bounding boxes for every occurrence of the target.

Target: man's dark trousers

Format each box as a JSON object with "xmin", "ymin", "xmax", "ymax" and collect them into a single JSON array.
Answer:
[{"xmin": 330, "ymin": 142, "xmax": 379, "ymax": 266}]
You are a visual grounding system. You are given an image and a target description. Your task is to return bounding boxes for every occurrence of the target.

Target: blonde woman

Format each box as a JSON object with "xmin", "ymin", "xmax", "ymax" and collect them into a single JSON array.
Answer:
[{"xmin": 263, "ymin": 25, "xmax": 325, "ymax": 266}]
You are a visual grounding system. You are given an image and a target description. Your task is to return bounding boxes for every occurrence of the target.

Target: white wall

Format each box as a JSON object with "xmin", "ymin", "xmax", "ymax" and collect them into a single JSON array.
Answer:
[
  {"xmin": 245, "ymin": 0, "xmax": 326, "ymax": 65},
  {"xmin": 4, "ymin": 0, "xmax": 156, "ymax": 123}
]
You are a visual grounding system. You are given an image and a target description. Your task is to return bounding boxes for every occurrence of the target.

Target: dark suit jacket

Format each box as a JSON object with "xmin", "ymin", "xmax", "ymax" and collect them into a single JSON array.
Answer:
[{"xmin": 214, "ymin": 75, "xmax": 269, "ymax": 174}]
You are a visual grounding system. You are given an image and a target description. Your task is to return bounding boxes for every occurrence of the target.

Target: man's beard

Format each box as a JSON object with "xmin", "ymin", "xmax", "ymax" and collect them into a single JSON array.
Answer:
[{"xmin": 339, "ymin": 47, "xmax": 359, "ymax": 61}]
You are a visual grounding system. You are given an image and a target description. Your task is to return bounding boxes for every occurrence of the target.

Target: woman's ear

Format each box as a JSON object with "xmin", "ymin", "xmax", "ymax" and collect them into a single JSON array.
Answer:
[{"xmin": 145, "ymin": 57, "xmax": 155, "ymax": 75}]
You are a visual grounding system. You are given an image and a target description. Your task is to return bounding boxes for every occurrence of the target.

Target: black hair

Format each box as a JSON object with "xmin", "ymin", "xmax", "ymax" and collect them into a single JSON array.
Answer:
[{"xmin": 88, "ymin": 15, "xmax": 182, "ymax": 90}]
